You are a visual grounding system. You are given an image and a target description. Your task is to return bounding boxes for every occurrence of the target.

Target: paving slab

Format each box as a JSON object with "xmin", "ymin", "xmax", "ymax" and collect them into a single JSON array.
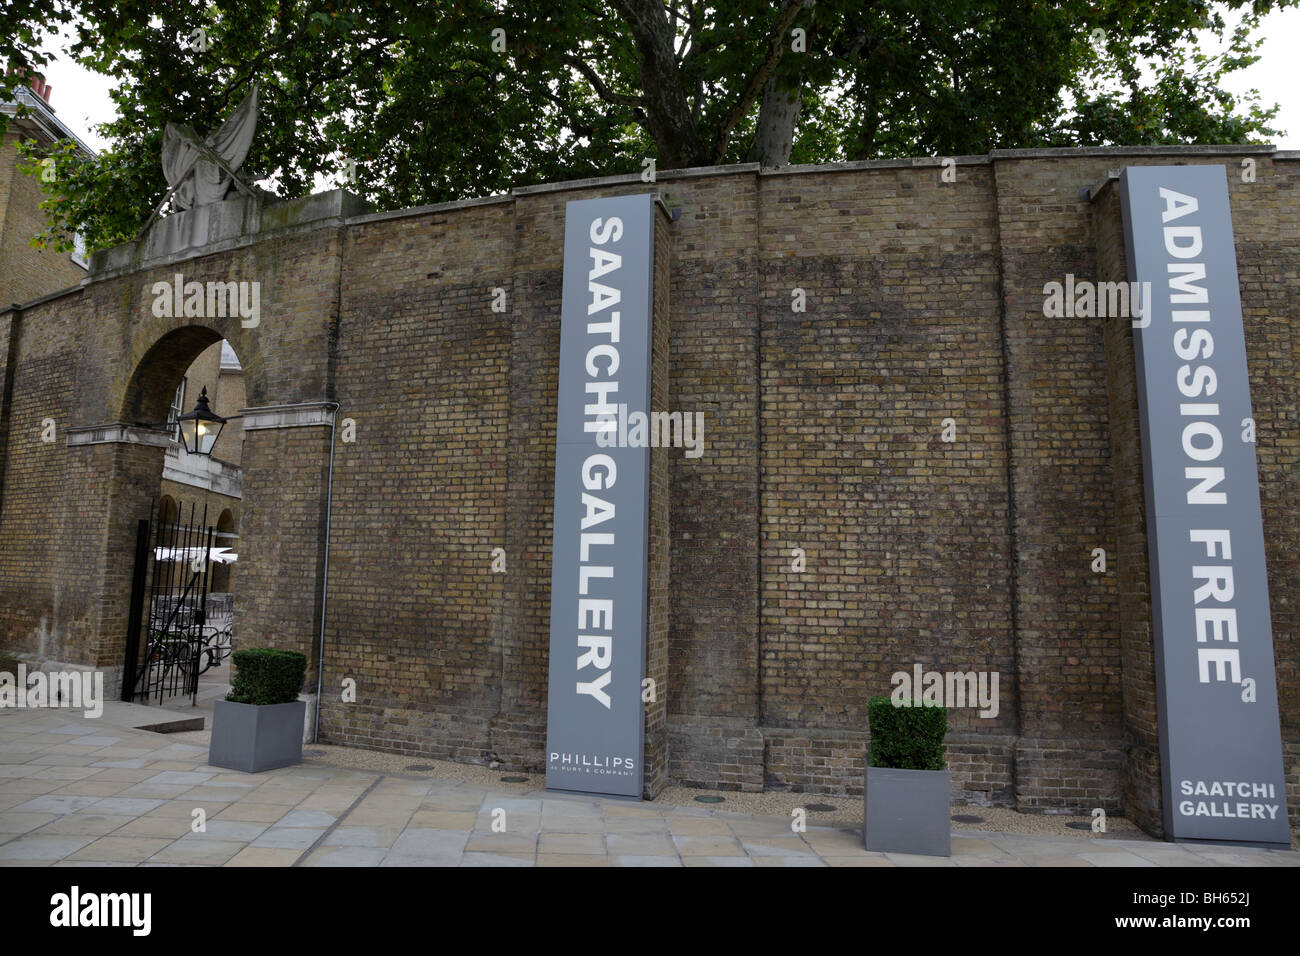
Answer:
[
  {"xmin": 300, "ymin": 846, "xmax": 388, "ymax": 867},
  {"xmin": 460, "ymin": 851, "xmax": 534, "ymax": 867},
  {"xmin": 0, "ymin": 834, "xmax": 97, "ymax": 860},
  {"xmin": 68, "ymin": 837, "xmax": 173, "ymax": 863},
  {"xmin": 3, "ymin": 703, "xmax": 1297, "ymax": 868},
  {"xmin": 39, "ymin": 813, "xmax": 135, "ymax": 837},
  {"xmin": 250, "ymin": 827, "xmax": 325, "ymax": 850}
]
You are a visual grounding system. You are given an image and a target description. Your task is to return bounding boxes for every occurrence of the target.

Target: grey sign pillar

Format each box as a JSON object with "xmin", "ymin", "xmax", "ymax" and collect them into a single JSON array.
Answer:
[
  {"xmin": 1119, "ymin": 165, "xmax": 1289, "ymax": 847},
  {"xmin": 545, "ymin": 194, "xmax": 656, "ymax": 798}
]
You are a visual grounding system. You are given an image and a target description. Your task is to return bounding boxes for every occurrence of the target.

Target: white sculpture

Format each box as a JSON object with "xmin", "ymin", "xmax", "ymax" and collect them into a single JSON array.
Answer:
[{"xmin": 145, "ymin": 83, "xmax": 259, "ymax": 233}]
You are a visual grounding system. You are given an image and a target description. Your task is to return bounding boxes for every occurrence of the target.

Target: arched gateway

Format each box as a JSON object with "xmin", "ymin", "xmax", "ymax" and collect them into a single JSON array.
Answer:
[{"xmin": 0, "ymin": 146, "xmax": 1296, "ymax": 846}]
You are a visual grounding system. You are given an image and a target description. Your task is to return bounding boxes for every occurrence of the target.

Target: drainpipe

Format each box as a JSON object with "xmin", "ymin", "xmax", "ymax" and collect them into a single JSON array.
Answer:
[{"xmin": 313, "ymin": 402, "xmax": 340, "ymax": 743}]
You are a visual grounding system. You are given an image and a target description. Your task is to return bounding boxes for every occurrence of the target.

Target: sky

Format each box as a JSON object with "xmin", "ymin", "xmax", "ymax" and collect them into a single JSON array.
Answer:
[{"xmin": 28, "ymin": 6, "xmax": 1300, "ymax": 159}]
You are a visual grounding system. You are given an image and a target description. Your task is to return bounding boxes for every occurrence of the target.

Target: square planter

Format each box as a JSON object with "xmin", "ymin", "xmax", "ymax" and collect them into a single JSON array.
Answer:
[
  {"xmin": 208, "ymin": 698, "xmax": 306, "ymax": 773},
  {"xmin": 863, "ymin": 764, "xmax": 951, "ymax": 857}
]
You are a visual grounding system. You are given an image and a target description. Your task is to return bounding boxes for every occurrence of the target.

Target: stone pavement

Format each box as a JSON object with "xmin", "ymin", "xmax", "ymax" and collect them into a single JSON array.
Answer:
[{"xmin": 2, "ymin": 702, "xmax": 1297, "ymax": 867}]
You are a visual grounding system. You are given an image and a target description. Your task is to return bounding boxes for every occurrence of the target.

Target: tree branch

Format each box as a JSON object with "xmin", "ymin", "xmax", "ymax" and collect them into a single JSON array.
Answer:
[
  {"xmin": 609, "ymin": 0, "xmax": 706, "ymax": 167},
  {"xmin": 561, "ymin": 53, "xmax": 642, "ymax": 107},
  {"xmin": 710, "ymin": 0, "xmax": 809, "ymax": 164}
]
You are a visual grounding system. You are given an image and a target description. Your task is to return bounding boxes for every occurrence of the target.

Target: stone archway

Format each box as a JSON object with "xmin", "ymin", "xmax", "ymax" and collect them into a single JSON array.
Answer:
[
  {"xmin": 60, "ymin": 315, "xmax": 335, "ymax": 698},
  {"xmin": 1, "ymin": 189, "xmax": 349, "ymax": 703}
]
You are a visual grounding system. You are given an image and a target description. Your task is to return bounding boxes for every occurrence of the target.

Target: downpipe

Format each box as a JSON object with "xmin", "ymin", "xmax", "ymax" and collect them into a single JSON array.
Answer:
[{"xmin": 313, "ymin": 402, "xmax": 340, "ymax": 744}]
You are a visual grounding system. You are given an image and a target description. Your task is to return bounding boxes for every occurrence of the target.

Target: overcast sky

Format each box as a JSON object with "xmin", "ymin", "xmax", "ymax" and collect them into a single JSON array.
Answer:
[{"xmin": 31, "ymin": 7, "xmax": 1300, "ymax": 158}]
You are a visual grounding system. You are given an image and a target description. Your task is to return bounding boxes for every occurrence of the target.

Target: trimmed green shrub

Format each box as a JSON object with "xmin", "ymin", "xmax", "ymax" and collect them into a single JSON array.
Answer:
[
  {"xmin": 226, "ymin": 648, "xmax": 307, "ymax": 706},
  {"xmin": 867, "ymin": 695, "xmax": 947, "ymax": 770}
]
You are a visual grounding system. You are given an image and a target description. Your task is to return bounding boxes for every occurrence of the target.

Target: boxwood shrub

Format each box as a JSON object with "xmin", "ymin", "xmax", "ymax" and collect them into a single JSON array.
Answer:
[
  {"xmin": 867, "ymin": 695, "xmax": 947, "ymax": 770},
  {"xmin": 226, "ymin": 648, "xmax": 307, "ymax": 706}
]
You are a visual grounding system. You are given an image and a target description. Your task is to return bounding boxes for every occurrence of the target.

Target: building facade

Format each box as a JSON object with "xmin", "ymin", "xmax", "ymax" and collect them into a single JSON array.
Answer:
[
  {"xmin": 0, "ymin": 145, "xmax": 1295, "ymax": 840},
  {"xmin": 0, "ymin": 75, "xmax": 91, "ymax": 306}
]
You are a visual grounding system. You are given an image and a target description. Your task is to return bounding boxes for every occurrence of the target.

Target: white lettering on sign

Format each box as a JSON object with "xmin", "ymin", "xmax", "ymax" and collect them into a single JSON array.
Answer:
[
  {"xmin": 575, "ymin": 216, "xmax": 625, "ymax": 709},
  {"xmin": 1160, "ymin": 187, "xmax": 1244, "ymax": 687},
  {"xmin": 1190, "ymin": 529, "xmax": 1239, "ymax": 683},
  {"xmin": 1160, "ymin": 187, "xmax": 1228, "ymax": 506}
]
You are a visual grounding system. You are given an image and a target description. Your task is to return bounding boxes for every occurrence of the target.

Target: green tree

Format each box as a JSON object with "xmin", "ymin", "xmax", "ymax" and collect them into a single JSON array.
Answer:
[{"xmin": 4, "ymin": 0, "xmax": 1293, "ymax": 255}]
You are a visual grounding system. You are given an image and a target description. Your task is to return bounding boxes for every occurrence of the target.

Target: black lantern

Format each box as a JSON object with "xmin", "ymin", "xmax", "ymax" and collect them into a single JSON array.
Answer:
[{"xmin": 175, "ymin": 386, "xmax": 227, "ymax": 456}]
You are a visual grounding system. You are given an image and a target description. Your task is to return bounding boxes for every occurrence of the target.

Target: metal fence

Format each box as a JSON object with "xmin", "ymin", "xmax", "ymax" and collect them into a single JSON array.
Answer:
[{"xmin": 121, "ymin": 499, "xmax": 233, "ymax": 704}]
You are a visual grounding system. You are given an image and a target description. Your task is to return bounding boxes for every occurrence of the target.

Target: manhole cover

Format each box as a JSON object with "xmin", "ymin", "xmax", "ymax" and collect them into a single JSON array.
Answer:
[
  {"xmin": 1066, "ymin": 822, "xmax": 1093, "ymax": 830},
  {"xmin": 694, "ymin": 795, "xmax": 725, "ymax": 804},
  {"xmin": 951, "ymin": 814, "xmax": 985, "ymax": 824},
  {"xmin": 805, "ymin": 803, "xmax": 838, "ymax": 812},
  {"xmin": 405, "ymin": 764, "xmax": 436, "ymax": 772},
  {"xmin": 501, "ymin": 775, "xmax": 529, "ymax": 783},
  {"xmin": 302, "ymin": 749, "xmax": 326, "ymax": 757}
]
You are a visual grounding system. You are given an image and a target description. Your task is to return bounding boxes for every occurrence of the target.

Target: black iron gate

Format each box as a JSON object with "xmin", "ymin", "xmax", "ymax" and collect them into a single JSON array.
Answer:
[{"xmin": 121, "ymin": 499, "xmax": 230, "ymax": 704}]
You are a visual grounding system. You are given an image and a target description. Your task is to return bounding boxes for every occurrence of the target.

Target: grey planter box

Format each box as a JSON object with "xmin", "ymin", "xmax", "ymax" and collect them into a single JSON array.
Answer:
[
  {"xmin": 863, "ymin": 764, "xmax": 951, "ymax": 857},
  {"xmin": 208, "ymin": 699, "xmax": 306, "ymax": 773}
]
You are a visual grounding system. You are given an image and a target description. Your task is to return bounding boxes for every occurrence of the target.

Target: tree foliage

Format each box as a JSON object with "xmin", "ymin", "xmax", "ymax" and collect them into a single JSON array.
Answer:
[{"xmin": 2, "ymin": 0, "xmax": 1293, "ymax": 254}]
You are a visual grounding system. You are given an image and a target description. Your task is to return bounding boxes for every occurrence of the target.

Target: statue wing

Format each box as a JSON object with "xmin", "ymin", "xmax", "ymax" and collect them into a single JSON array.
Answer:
[
  {"xmin": 207, "ymin": 82, "xmax": 258, "ymax": 174},
  {"xmin": 161, "ymin": 121, "xmax": 202, "ymax": 210}
]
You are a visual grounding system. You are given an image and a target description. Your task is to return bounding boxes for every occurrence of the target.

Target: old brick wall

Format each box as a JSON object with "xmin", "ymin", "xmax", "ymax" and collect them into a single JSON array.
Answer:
[
  {"xmin": 755, "ymin": 161, "xmax": 1014, "ymax": 801},
  {"xmin": 154, "ymin": 482, "xmax": 239, "ymax": 526},
  {"xmin": 1093, "ymin": 175, "xmax": 1164, "ymax": 835},
  {"xmin": 643, "ymin": 203, "xmax": 673, "ymax": 798},
  {"xmin": 659, "ymin": 168, "xmax": 766, "ymax": 791},
  {"xmin": 0, "ymin": 215, "xmax": 345, "ymax": 691},
  {"xmin": 0, "ymin": 148, "xmax": 1295, "ymax": 836},
  {"xmin": 320, "ymin": 199, "xmax": 513, "ymax": 760},
  {"xmin": 991, "ymin": 154, "xmax": 1128, "ymax": 813},
  {"xmin": 0, "ymin": 291, "xmax": 96, "ymax": 672}
]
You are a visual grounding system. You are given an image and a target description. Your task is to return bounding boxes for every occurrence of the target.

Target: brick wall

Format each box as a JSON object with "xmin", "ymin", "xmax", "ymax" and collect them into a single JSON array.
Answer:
[
  {"xmin": 755, "ymin": 162, "xmax": 1015, "ymax": 805},
  {"xmin": 643, "ymin": 202, "xmax": 673, "ymax": 797},
  {"xmin": 0, "ymin": 148, "xmax": 1296, "ymax": 838},
  {"xmin": 321, "ymin": 199, "xmax": 512, "ymax": 761},
  {"xmin": 1094, "ymin": 175, "xmax": 1164, "ymax": 834}
]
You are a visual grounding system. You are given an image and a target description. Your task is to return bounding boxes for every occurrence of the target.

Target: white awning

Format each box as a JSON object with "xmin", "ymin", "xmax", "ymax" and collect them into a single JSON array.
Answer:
[{"xmin": 154, "ymin": 546, "xmax": 238, "ymax": 564}]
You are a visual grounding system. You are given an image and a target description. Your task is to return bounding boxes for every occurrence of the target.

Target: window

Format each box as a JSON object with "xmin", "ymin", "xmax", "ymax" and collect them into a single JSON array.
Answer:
[
  {"xmin": 70, "ymin": 232, "xmax": 88, "ymax": 269},
  {"xmin": 167, "ymin": 379, "xmax": 186, "ymax": 443}
]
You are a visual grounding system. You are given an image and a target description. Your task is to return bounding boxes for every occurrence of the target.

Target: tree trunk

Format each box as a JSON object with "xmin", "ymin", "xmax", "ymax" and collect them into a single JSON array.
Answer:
[
  {"xmin": 747, "ymin": 75, "xmax": 803, "ymax": 167},
  {"xmin": 848, "ymin": 80, "xmax": 878, "ymax": 161},
  {"xmin": 609, "ymin": 0, "xmax": 707, "ymax": 168}
]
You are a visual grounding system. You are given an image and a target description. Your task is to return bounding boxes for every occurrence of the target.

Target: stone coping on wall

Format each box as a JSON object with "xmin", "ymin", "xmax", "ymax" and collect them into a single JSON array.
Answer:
[
  {"xmin": 320, "ymin": 143, "xmax": 1299, "ymax": 223},
  {"xmin": 239, "ymin": 401, "xmax": 338, "ymax": 431},
  {"xmin": 65, "ymin": 422, "xmax": 172, "ymax": 448},
  {"xmin": 5, "ymin": 143, "xmax": 1288, "ymax": 316},
  {"xmin": 0, "ymin": 283, "xmax": 85, "ymax": 317},
  {"xmin": 82, "ymin": 188, "xmax": 372, "ymax": 286}
]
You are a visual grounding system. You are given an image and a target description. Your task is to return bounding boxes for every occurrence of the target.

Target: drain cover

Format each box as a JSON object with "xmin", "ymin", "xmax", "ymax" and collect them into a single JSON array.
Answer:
[
  {"xmin": 501, "ymin": 775, "xmax": 529, "ymax": 783},
  {"xmin": 694, "ymin": 795, "xmax": 725, "ymax": 804},
  {"xmin": 405, "ymin": 764, "xmax": 436, "ymax": 772},
  {"xmin": 805, "ymin": 803, "xmax": 838, "ymax": 812},
  {"xmin": 302, "ymin": 749, "xmax": 326, "ymax": 757},
  {"xmin": 1066, "ymin": 822, "xmax": 1093, "ymax": 830},
  {"xmin": 951, "ymin": 814, "xmax": 985, "ymax": 824}
]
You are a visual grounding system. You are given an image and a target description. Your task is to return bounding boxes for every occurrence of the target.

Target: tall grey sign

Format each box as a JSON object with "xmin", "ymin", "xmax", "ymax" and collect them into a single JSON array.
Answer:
[
  {"xmin": 545, "ymin": 194, "xmax": 655, "ymax": 798},
  {"xmin": 1119, "ymin": 165, "xmax": 1288, "ymax": 847}
]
